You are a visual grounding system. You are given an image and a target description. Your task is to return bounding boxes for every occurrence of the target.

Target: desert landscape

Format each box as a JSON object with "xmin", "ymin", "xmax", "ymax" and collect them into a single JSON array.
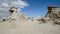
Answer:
[
  {"xmin": 0, "ymin": 6, "xmax": 60, "ymax": 34},
  {"xmin": 0, "ymin": 0, "xmax": 60, "ymax": 34}
]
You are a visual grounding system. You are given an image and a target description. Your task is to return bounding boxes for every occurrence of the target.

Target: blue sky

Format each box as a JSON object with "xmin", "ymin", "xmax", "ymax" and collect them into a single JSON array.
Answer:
[
  {"xmin": 0, "ymin": 0, "xmax": 28, "ymax": 18},
  {"xmin": 21, "ymin": 0, "xmax": 60, "ymax": 17},
  {"xmin": 0, "ymin": 0, "xmax": 60, "ymax": 18}
]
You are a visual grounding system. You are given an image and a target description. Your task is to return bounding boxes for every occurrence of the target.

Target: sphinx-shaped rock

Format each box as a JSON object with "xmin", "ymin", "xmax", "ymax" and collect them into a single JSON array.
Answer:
[{"xmin": 9, "ymin": 7, "xmax": 19, "ymax": 19}]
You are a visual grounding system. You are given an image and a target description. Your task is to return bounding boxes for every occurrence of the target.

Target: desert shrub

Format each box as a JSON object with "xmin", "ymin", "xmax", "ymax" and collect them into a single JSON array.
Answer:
[
  {"xmin": 54, "ymin": 21, "xmax": 60, "ymax": 25},
  {"xmin": 36, "ymin": 19, "xmax": 41, "ymax": 21},
  {"xmin": 3, "ymin": 19, "xmax": 6, "ymax": 21},
  {"xmin": 1, "ymin": 19, "xmax": 6, "ymax": 22},
  {"xmin": 41, "ymin": 18, "xmax": 46, "ymax": 23}
]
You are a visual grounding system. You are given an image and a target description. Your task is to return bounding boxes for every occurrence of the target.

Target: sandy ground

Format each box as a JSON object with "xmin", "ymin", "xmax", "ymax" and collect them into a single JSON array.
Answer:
[{"xmin": 0, "ymin": 20, "xmax": 60, "ymax": 34}]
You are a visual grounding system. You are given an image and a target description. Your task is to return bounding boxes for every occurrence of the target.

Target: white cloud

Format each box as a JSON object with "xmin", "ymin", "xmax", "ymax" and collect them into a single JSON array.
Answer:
[
  {"xmin": 0, "ymin": 0, "xmax": 29, "ymax": 18},
  {"xmin": 0, "ymin": 0, "xmax": 28, "ymax": 10},
  {"xmin": 0, "ymin": 8, "xmax": 7, "ymax": 11},
  {"xmin": 11, "ymin": 1, "xmax": 28, "ymax": 8},
  {"xmin": 1, "ymin": 3, "xmax": 9, "ymax": 7}
]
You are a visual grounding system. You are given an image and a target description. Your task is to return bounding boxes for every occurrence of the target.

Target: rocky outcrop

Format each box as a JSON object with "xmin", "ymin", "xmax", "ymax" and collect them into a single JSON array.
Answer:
[
  {"xmin": 45, "ymin": 6, "xmax": 60, "ymax": 25},
  {"xmin": 0, "ymin": 6, "xmax": 60, "ymax": 34},
  {"xmin": 34, "ymin": 6, "xmax": 60, "ymax": 25},
  {"xmin": 0, "ymin": 6, "xmax": 60, "ymax": 25}
]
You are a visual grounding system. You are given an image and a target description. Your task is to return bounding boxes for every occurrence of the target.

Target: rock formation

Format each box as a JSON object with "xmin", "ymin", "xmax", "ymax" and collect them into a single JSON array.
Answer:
[
  {"xmin": 34, "ymin": 6, "xmax": 60, "ymax": 25},
  {"xmin": 0, "ymin": 6, "xmax": 60, "ymax": 34},
  {"xmin": 0, "ymin": 6, "xmax": 60, "ymax": 25},
  {"xmin": 45, "ymin": 6, "xmax": 60, "ymax": 25},
  {"xmin": 9, "ymin": 7, "xmax": 19, "ymax": 19}
]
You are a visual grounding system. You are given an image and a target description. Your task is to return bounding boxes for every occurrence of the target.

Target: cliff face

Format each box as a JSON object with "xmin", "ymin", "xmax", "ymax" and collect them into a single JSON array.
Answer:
[
  {"xmin": 45, "ymin": 6, "xmax": 60, "ymax": 24},
  {"xmin": 46, "ymin": 6, "xmax": 60, "ymax": 19}
]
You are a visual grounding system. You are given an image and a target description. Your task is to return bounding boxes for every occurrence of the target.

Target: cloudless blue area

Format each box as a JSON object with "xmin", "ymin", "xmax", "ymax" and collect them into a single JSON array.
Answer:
[{"xmin": 22, "ymin": 0, "xmax": 60, "ymax": 17}]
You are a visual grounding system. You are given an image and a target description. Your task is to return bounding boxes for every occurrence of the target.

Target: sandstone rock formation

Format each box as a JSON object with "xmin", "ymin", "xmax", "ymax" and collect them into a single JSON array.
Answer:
[
  {"xmin": 34, "ymin": 6, "xmax": 60, "ymax": 25},
  {"xmin": 0, "ymin": 6, "xmax": 60, "ymax": 34},
  {"xmin": 0, "ymin": 6, "xmax": 60, "ymax": 25},
  {"xmin": 45, "ymin": 6, "xmax": 60, "ymax": 25}
]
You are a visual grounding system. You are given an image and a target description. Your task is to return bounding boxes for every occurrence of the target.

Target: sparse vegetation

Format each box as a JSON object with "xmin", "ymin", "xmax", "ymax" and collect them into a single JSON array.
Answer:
[{"xmin": 54, "ymin": 21, "xmax": 60, "ymax": 25}]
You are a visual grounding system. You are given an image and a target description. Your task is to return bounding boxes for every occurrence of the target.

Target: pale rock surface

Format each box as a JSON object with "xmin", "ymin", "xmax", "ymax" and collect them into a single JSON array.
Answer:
[{"xmin": 0, "ymin": 6, "xmax": 60, "ymax": 34}]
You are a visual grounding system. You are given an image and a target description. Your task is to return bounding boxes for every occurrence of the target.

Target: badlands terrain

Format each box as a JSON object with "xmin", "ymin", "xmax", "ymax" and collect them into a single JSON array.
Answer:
[{"xmin": 0, "ymin": 6, "xmax": 60, "ymax": 34}]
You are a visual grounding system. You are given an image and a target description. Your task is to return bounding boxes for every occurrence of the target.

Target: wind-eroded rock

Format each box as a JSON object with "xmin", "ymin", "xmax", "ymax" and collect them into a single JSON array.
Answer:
[{"xmin": 0, "ymin": 6, "xmax": 60, "ymax": 34}]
